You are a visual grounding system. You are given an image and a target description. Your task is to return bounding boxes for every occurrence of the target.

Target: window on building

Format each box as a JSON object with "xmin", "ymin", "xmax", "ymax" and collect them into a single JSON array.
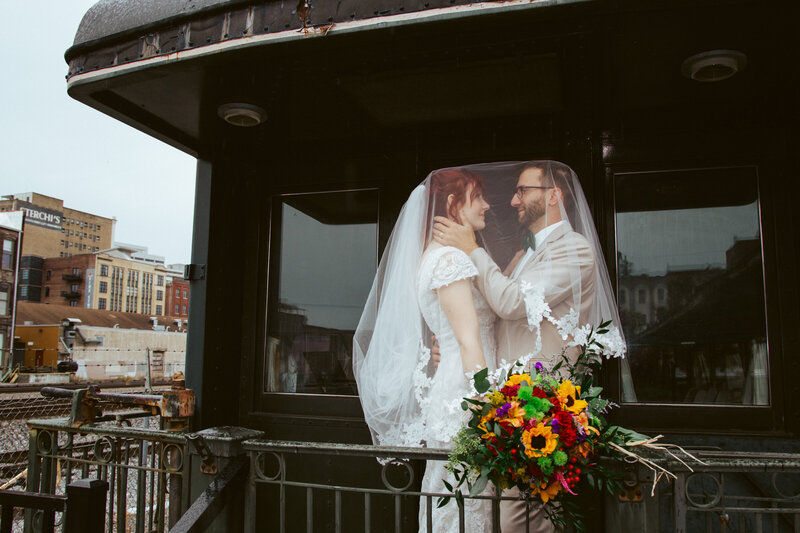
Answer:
[
  {"xmin": 157, "ymin": 275, "xmax": 164, "ymax": 286},
  {"xmin": 46, "ymin": 270, "xmax": 51, "ymax": 281},
  {"xmin": 156, "ymin": 305, "xmax": 162, "ymax": 315},
  {"xmin": 182, "ymin": 289, "xmax": 187, "ymax": 298},
  {"xmin": 156, "ymin": 290, "xmax": 163, "ymax": 301},
  {"xmin": 98, "ymin": 298, "xmax": 107, "ymax": 310},
  {"xmin": 175, "ymin": 289, "xmax": 179, "ymax": 298},
  {"xmin": 69, "ymin": 301, "xmax": 77, "ymax": 308},
  {"xmin": 174, "ymin": 304, "xmax": 179, "ymax": 314},
  {"xmin": 1, "ymin": 239, "xmax": 15, "ymax": 270},
  {"xmin": 637, "ymin": 289, "xmax": 646, "ymax": 304},
  {"xmin": 45, "ymin": 287, "xmax": 50, "ymax": 297},
  {"xmin": 60, "ymin": 252, "xmax": 64, "ymax": 257},
  {"xmin": 100, "ymin": 264, "xmax": 108, "ymax": 277},
  {"xmin": 182, "ymin": 305, "xmax": 187, "ymax": 314},
  {"xmin": 615, "ymin": 166, "xmax": 768, "ymax": 407},
  {"xmin": 0, "ymin": 332, "xmax": 4, "ymax": 353},
  {"xmin": 99, "ymin": 281, "xmax": 108, "ymax": 293},
  {"xmin": 264, "ymin": 189, "xmax": 378, "ymax": 396},
  {"xmin": 0, "ymin": 286, "xmax": 9, "ymax": 315},
  {"xmin": 21, "ymin": 269, "xmax": 29, "ymax": 281}
]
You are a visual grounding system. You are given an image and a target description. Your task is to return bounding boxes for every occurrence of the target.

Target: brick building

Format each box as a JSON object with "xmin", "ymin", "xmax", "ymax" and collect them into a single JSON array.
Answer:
[
  {"xmin": 0, "ymin": 192, "xmax": 114, "ymax": 261},
  {"xmin": 0, "ymin": 212, "xmax": 23, "ymax": 371},
  {"xmin": 165, "ymin": 278, "xmax": 190, "ymax": 319},
  {"xmin": 38, "ymin": 245, "xmax": 184, "ymax": 317}
]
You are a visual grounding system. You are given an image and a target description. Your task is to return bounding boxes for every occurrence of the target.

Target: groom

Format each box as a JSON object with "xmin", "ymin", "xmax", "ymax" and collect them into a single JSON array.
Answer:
[{"xmin": 434, "ymin": 161, "xmax": 596, "ymax": 533}]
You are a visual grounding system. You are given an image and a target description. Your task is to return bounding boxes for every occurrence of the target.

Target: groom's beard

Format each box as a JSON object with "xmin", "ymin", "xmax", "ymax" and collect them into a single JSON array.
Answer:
[{"xmin": 519, "ymin": 196, "xmax": 546, "ymax": 228}]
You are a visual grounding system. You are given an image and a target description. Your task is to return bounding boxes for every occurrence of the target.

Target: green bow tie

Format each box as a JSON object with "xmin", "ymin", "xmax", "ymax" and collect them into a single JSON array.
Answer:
[{"xmin": 522, "ymin": 232, "xmax": 536, "ymax": 251}]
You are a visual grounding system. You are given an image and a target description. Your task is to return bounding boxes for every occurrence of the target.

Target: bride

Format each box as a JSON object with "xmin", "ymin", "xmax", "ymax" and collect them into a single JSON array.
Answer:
[{"xmin": 353, "ymin": 167, "xmax": 499, "ymax": 532}]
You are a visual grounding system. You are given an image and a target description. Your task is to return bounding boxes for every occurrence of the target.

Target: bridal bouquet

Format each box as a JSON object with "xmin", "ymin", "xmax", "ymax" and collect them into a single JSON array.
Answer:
[{"xmin": 444, "ymin": 322, "xmax": 700, "ymax": 530}]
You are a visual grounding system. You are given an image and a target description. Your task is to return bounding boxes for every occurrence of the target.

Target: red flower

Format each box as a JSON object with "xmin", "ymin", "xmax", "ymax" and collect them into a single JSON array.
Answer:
[
  {"xmin": 530, "ymin": 388, "xmax": 548, "ymax": 399},
  {"xmin": 556, "ymin": 412, "xmax": 577, "ymax": 447},
  {"xmin": 501, "ymin": 384, "xmax": 521, "ymax": 397}
]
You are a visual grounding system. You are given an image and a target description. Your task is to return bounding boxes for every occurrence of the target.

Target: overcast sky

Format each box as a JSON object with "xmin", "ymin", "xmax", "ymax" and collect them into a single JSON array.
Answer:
[{"xmin": 0, "ymin": 1, "xmax": 196, "ymax": 265}]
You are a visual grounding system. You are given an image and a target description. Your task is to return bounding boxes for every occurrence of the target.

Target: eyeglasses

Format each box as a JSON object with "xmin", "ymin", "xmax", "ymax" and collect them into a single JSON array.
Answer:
[{"xmin": 515, "ymin": 185, "xmax": 553, "ymax": 199}]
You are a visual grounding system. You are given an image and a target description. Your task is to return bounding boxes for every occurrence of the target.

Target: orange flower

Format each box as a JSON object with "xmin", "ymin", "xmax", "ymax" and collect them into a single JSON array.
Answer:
[
  {"xmin": 531, "ymin": 480, "xmax": 562, "ymax": 503},
  {"xmin": 504, "ymin": 402, "xmax": 527, "ymax": 427}
]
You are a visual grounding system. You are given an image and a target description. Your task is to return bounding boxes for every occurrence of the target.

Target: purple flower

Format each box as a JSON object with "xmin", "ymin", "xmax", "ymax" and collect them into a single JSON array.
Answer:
[
  {"xmin": 534, "ymin": 362, "xmax": 544, "ymax": 372},
  {"xmin": 496, "ymin": 403, "xmax": 512, "ymax": 417},
  {"xmin": 550, "ymin": 419, "xmax": 561, "ymax": 434}
]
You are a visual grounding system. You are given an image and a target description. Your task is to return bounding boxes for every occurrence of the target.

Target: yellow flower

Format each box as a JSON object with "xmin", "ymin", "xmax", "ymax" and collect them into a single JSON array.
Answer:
[
  {"xmin": 521, "ymin": 423, "xmax": 558, "ymax": 458},
  {"xmin": 504, "ymin": 373, "xmax": 532, "ymax": 388},
  {"xmin": 557, "ymin": 380, "xmax": 588, "ymax": 414},
  {"xmin": 531, "ymin": 480, "xmax": 562, "ymax": 503},
  {"xmin": 478, "ymin": 410, "xmax": 496, "ymax": 439},
  {"xmin": 488, "ymin": 391, "xmax": 506, "ymax": 406}
]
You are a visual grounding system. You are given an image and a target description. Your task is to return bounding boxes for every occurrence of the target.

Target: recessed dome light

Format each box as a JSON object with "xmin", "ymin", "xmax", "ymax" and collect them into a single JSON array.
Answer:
[
  {"xmin": 681, "ymin": 50, "xmax": 747, "ymax": 82},
  {"xmin": 217, "ymin": 103, "xmax": 267, "ymax": 126}
]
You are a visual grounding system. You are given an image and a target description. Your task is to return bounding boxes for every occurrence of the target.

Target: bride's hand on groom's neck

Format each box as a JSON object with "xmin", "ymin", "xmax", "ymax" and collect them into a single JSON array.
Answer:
[{"xmin": 433, "ymin": 216, "xmax": 479, "ymax": 255}]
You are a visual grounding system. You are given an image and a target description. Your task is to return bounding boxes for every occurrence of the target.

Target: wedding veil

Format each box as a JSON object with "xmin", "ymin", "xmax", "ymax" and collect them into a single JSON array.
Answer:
[{"xmin": 353, "ymin": 161, "xmax": 629, "ymax": 448}]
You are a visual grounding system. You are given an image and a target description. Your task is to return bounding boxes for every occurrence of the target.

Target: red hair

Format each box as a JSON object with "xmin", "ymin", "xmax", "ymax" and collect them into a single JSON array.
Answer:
[{"xmin": 430, "ymin": 169, "xmax": 486, "ymax": 224}]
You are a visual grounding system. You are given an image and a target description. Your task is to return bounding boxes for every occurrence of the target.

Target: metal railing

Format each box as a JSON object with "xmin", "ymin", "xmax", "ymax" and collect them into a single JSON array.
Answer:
[
  {"xmin": 24, "ymin": 416, "xmax": 189, "ymax": 533},
  {"xmin": 670, "ymin": 452, "xmax": 800, "ymax": 533},
  {"xmin": 17, "ymin": 423, "xmax": 800, "ymax": 532}
]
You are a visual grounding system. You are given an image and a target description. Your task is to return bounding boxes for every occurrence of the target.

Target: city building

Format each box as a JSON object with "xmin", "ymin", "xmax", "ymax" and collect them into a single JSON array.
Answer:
[
  {"xmin": 15, "ymin": 302, "xmax": 186, "ymax": 381},
  {"xmin": 0, "ymin": 211, "xmax": 23, "ymax": 372},
  {"xmin": 35, "ymin": 244, "xmax": 185, "ymax": 317},
  {"xmin": 165, "ymin": 277, "xmax": 190, "ymax": 319},
  {"xmin": 0, "ymin": 192, "xmax": 115, "ymax": 263}
]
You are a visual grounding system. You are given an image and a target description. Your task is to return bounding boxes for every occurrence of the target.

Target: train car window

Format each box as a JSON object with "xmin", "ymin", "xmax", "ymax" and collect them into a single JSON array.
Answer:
[
  {"xmin": 265, "ymin": 189, "xmax": 379, "ymax": 395},
  {"xmin": 615, "ymin": 167, "xmax": 768, "ymax": 406}
]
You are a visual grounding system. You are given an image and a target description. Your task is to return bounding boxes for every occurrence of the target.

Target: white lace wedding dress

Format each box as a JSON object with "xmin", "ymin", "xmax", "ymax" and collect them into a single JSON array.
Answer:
[{"xmin": 416, "ymin": 245, "xmax": 497, "ymax": 533}]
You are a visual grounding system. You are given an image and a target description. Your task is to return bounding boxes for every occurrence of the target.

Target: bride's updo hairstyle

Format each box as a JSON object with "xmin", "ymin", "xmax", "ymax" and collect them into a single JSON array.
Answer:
[{"xmin": 429, "ymin": 168, "xmax": 486, "ymax": 224}]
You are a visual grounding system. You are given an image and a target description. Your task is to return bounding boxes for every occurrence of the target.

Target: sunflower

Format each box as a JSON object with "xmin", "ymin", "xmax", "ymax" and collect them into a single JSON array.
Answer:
[
  {"xmin": 521, "ymin": 422, "xmax": 558, "ymax": 458},
  {"xmin": 557, "ymin": 380, "xmax": 588, "ymax": 415},
  {"xmin": 504, "ymin": 373, "xmax": 532, "ymax": 388}
]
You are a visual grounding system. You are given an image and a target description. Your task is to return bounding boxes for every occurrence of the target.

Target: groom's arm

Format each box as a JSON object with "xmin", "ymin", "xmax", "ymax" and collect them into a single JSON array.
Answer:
[{"xmin": 469, "ymin": 248, "xmax": 528, "ymax": 320}]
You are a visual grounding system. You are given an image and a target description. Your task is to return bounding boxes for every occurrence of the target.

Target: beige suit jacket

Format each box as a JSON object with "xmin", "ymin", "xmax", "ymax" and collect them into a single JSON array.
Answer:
[
  {"xmin": 471, "ymin": 223, "xmax": 594, "ymax": 533},
  {"xmin": 470, "ymin": 223, "xmax": 597, "ymax": 367}
]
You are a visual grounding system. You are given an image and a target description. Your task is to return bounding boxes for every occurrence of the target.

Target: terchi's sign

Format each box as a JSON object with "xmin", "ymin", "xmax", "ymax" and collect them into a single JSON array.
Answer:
[{"xmin": 18, "ymin": 201, "xmax": 63, "ymax": 231}]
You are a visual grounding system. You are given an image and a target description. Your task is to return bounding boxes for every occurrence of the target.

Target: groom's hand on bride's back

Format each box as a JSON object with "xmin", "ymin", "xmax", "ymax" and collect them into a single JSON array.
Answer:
[
  {"xmin": 432, "ymin": 216, "xmax": 479, "ymax": 254},
  {"xmin": 431, "ymin": 334, "xmax": 440, "ymax": 371}
]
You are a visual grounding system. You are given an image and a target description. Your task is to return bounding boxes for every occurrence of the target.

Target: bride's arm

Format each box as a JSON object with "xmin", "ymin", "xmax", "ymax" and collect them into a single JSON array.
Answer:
[{"xmin": 437, "ymin": 279, "xmax": 487, "ymax": 374}]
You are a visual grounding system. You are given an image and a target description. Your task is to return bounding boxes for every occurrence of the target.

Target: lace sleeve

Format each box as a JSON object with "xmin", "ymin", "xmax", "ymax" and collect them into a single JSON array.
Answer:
[{"xmin": 430, "ymin": 248, "xmax": 479, "ymax": 290}]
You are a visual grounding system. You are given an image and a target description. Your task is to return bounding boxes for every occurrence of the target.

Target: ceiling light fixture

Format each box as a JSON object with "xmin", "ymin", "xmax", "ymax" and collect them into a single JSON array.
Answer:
[
  {"xmin": 217, "ymin": 103, "xmax": 267, "ymax": 127},
  {"xmin": 681, "ymin": 50, "xmax": 747, "ymax": 82}
]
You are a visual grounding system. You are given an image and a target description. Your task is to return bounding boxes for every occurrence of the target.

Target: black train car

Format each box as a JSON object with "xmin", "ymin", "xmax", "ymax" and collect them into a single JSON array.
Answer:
[{"xmin": 64, "ymin": 1, "xmax": 799, "ymax": 530}]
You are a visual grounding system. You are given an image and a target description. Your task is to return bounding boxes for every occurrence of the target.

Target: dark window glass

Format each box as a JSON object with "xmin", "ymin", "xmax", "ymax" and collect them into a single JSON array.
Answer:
[
  {"xmin": 616, "ymin": 167, "xmax": 768, "ymax": 406},
  {"xmin": 266, "ymin": 190, "xmax": 378, "ymax": 395},
  {"xmin": 1, "ymin": 239, "xmax": 14, "ymax": 270},
  {"xmin": 98, "ymin": 298, "xmax": 106, "ymax": 310},
  {"xmin": 99, "ymin": 281, "xmax": 108, "ymax": 293}
]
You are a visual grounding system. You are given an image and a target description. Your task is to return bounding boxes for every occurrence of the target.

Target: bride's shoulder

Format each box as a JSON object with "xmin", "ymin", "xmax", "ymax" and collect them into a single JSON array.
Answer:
[{"xmin": 420, "ymin": 245, "xmax": 477, "ymax": 290}]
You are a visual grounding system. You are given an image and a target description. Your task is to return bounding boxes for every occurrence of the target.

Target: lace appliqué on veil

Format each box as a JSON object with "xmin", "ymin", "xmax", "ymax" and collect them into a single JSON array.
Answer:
[{"xmin": 517, "ymin": 280, "xmax": 627, "ymax": 375}]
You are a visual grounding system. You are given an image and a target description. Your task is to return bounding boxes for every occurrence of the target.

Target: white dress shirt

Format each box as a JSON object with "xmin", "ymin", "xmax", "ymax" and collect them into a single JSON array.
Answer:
[{"xmin": 509, "ymin": 220, "xmax": 568, "ymax": 281}]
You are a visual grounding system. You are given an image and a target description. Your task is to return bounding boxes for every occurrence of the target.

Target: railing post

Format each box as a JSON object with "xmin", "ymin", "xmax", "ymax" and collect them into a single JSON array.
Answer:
[
  {"xmin": 186, "ymin": 427, "xmax": 263, "ymax": 533},
  {"xmin": 674, "ymin": 472, "xmax": 687, "ymax": 533},
  {"xmin": 64, "ymin": 479, "xmax": 108, "ymax": 533}
]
